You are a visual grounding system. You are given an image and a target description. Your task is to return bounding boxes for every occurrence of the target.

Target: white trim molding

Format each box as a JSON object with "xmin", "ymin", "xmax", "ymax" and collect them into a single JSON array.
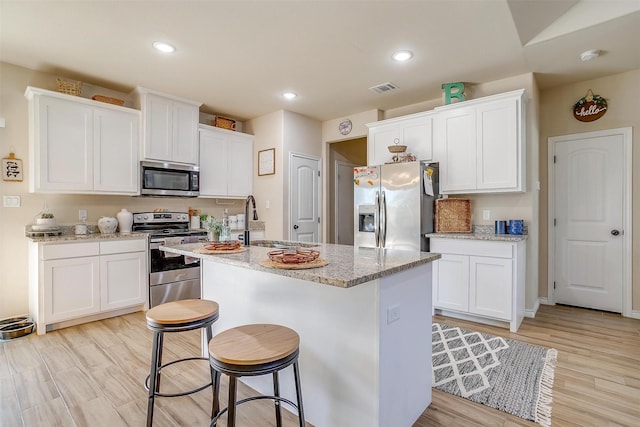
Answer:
[{"xmin": 524, "ymin": 298, "xmax": 541, "ymax": 318}]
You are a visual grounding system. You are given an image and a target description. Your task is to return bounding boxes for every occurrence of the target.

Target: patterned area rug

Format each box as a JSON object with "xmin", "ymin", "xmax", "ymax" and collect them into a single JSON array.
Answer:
[{"xmin": 432, "ymin": 323, "xmax": 557, "ymax": 427}]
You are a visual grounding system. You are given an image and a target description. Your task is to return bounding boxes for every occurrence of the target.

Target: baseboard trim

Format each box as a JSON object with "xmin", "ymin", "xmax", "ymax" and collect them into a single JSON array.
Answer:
[
  {"xmin": 630, "ymin": 310, "xmax": 640, "ymax": 320},
  {"xmin": 524, "ymin": 299, "xmax": 540, "ymax": 318},
  {"xmin": 539, "ymin": 297, "xmax": 551, "ymax": 305}
]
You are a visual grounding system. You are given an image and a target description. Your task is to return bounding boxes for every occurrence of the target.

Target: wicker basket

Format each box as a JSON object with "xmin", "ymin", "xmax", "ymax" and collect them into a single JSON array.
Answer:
[
  {"xmin": 435, "ymin": 198, "xmax": 472, "ymax": 233},
  {"xmin": 214, "ymin": 116, "xmax": 236, "ymax": 131},
  {"xmin": 91, "ymin": 95, "xmax": 125, "ymax": 106},
  {"xmin": 56, "ymin": 78, "xmax": 82, "ymax": 96}
]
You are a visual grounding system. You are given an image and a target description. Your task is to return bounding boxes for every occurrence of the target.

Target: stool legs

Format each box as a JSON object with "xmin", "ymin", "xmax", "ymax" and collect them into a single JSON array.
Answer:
[
  {"xmin": 293, "ymin": 361, "xmax": 305, "ymax": 427},
  {"xmin": 273, "ymin": 372, "xmax": 282, "ymax": 427},
  {"xmin": 228, "ymin": 376, "xmax": 238, "ymax": 427},
  {"xmin": 147, "ymin": 330, "xmax": 163, "ymax": 427}
]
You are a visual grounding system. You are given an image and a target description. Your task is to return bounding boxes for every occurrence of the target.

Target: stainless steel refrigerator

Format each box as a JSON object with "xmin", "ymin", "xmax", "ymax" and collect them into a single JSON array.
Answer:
[{"xmin": 354, "ymin": 161, "xmax": 439, "ymax": 251}]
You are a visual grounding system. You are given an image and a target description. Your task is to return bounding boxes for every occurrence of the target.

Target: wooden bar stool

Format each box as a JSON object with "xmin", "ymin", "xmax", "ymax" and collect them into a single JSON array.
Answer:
[
  {"xmin": 208, "ymin": 324, "xmax": 305, "ymax": 427},
  {"xmin": 145, "ymin": 299, "xmax": 219, "ymax": 427}
]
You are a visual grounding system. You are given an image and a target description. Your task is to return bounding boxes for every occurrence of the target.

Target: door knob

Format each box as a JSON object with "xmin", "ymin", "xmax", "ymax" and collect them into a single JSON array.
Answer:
[
  {"xmin": 611, "ymin": 229, "xmax": 620, "ymax": 236},
  {"xmin": 293, "ymin": 225, "xmax": 299, "ymax": 230}
]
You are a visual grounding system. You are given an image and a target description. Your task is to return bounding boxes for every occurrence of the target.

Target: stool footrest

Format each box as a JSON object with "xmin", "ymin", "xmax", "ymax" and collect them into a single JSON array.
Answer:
[
  {"xmin": 210, "ymin": 395, "xmax": 300, "ymax": 426},
  {"xmin": 145, "ymin": 356, "xmax": 212, "ymax": 398}
]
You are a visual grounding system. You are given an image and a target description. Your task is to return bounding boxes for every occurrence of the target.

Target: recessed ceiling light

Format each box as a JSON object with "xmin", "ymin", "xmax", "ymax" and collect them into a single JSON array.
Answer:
[
  {"xmin": 392, "ymin": 50, "xmax": 413, "ymax": 62},
  {"xmin": 153, "ymin": 41, "xmax": 176, "ymax": 53},
  {"xmin": 580, "ymin": 49, "xmax": 600, "ymax": 61},
  {"xmin": 282, "ymin": 92, "xmax": 297, "ymax": 100}
]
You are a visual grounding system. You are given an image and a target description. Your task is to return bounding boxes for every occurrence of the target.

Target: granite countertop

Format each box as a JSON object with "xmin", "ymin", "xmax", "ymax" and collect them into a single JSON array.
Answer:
[
  {"xmin": 425, "ymin": 232, "xmax": 528, "ymax": 242},
  {"xmin": 27, "ymin": 231, "xmax": 149, "ymax": 243},
  {"xmin": 161, "ymin": 242, "xmax": 440, "ymax": 288}
]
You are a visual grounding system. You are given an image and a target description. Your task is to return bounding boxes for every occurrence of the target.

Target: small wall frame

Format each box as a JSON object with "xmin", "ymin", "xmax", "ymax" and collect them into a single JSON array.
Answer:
[{"xmin": 258, "ymin": 148, "xmax": 275, "ymax": 176}]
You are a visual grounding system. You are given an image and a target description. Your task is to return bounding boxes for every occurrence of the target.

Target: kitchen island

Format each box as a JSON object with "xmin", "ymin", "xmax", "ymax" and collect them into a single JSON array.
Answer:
[{"xmin": 161, "ymin": 242, "xmax": 439, "ymax": 427}]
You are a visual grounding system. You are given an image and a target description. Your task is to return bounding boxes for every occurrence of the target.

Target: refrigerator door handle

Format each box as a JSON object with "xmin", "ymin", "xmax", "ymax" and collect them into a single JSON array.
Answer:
[
  {"xmin": 374, "ymin": 191, "xmax": 380, "ymax": 247},
  {"xmin": 381, "ymin": 190, "xmax": 387, "ymax": 248}
]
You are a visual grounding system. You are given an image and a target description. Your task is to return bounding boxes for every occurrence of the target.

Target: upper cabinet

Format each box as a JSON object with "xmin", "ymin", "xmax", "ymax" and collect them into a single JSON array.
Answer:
[
  {"xmin": 435, "ymin": 89, "xmax": 526, "ymax": 194},
  {"xmin": 25, "ymin": 87, "xmax": 140, "ymax": 195},
  {"xmin": 366, "ymin": 111, "xmax": 435, "ymax": 166},
  {"xmin": 198, "ymin": 125, "xmax": 253, "ymax": 198},
  {"xmin": 134, "ymin": 87, "xmax": 202, "ymax": 165}
]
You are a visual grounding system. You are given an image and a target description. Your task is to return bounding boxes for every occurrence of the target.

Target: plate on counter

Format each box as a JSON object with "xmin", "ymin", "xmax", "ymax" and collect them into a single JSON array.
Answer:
[{"xmin": 260, "ymin": 258, "xmax": 328, "ymax": 270}]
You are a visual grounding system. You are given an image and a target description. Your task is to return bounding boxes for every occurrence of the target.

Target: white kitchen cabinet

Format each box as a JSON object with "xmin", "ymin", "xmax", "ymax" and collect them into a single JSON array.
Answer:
[
  {"xmin": 431, "ymin": 237, "xmax": 525, "ymax": 332},
  {"xmin": 29, "ymin": 237, "xmax": 148, "ymax": 334},
  {"xmin": 366, "ymin": 111, "xmax": 435, "ymax": 166},
  {"xmin": 25, "ymin": 87, "xmax": 139, "ymax": 195},
  {"xmin": 199, "ymin": 124, "xmax": 253, "ymax": 198},
  {"xmin": 435, "ymin": 89, "xmax": 525, "ymax": 194},
  {"xmin": 135, "ymin": 87, "xmax": 201, "ymax": 165},
  {"xmin": 100, "ymin": 240, "xmax": 147, "ymax": 311}
]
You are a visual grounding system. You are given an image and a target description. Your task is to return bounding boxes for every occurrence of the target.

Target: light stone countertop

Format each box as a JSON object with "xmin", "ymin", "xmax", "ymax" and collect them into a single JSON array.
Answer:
[
  {"xmin": 27, "ymin": 231, "xmax": 149, "ymax": 243},
  {"xmin": 426, "ymin": 232, "xmax": 528, "ymax": 242},
  {"xmin": 161, "ymin": 242, "xmax": 440, "ymax": 288}
]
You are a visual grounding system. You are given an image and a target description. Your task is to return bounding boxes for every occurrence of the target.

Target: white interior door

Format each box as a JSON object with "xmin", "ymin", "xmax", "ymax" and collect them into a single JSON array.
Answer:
[
  {"xmin": 552, "ymin": 131, "xmax": 627, "ymax": 313},
  {"xmin": 335, "ymin": 161, "xmax": 358, "ymax": 245},
  {"xmin": 290, "ymin": 154, "xmax": 320, "ymax": 243}
]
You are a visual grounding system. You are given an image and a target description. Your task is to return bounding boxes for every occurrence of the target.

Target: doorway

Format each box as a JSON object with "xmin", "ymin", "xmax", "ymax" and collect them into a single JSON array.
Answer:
[
  {"xmin": 328, "ymin": 137, "xmax": 367, "ymax": 244},
  {"xmin": 289, "ymin": 153, "xmax": 321, "ymax": 243},
  {"xmin": 547, "ymin": 128, "xmax": 632, "ymax": 315}
]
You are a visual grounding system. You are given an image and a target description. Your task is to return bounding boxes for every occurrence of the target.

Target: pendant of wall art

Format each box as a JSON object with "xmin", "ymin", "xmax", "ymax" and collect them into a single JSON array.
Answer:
[{"xmin": 573, "ymin": 89, "xmax": 607, "ymax": 122}]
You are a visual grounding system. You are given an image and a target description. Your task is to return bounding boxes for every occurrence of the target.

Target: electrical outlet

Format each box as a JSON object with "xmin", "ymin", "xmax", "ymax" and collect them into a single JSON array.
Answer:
[
  {"xmin": 265, "ymin": 200, "xmax": 270, "ymax": 209},
  {"xmin": 79, "ymin": 209, "xmax": 87, "ymax": 221},
  {"xmin": 482, "ymin": 210, "xmax": 491, "ymax": 220},
  {"xmin": 387, "ymin": 304, "xmax": 401, "ymax": 324}
]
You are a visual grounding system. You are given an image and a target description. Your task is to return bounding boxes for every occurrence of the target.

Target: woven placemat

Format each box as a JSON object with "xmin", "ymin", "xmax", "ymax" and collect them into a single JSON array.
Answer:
[
  {"xmin": 259, "ymin": 258, "xmax": 328, "ymax": 270},
  {"xmin": 194, "ymin": 247, "xmax": 248, "ymax": 255}
]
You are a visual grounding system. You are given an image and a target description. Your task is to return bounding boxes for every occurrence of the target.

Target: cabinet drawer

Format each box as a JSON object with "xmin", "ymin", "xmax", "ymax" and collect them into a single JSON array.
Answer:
[
  {"xmin": 42, "ymin": 242, "xmax": 100, "ymax": 260},
  {"xmin": 100, "ymin": 239, "xmax": 147, "ymax": 255},
  {"xmin": 430, "ymin": 238, "xmax": 513, "ymax": 258}
]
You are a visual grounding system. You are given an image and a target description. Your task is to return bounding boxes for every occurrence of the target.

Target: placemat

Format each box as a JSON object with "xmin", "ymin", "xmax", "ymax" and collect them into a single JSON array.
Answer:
[
  {"xmin": 194, "ymin": 247, "xmax": 248, "ymax": 255},
  {"xmin": 259, "ymin": 258, "xmax": 328, "ymax": 270}
]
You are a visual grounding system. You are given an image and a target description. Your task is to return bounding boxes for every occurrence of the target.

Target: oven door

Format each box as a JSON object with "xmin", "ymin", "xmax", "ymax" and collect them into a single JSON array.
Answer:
[{"xmin": 149, "ymin": 268, "xmax": 201, "ymax": 308}]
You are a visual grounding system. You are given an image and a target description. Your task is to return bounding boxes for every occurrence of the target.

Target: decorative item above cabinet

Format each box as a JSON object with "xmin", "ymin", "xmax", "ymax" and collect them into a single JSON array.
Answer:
[
  {"xmin": 24, "ymin": 87, "xmax": 140, "ymax": 195},
  {"xmin": 434, "ymin": 89, "xmax": 526, "ymax": 194},
  {"xmin": 133, "ymin": 87, "xmax": 202, "ymax": 165}
]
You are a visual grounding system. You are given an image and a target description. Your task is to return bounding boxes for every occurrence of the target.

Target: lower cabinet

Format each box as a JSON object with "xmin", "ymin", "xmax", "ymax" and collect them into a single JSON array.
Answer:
[
  {"xmin": 30, "ymin": 238, "xmax": 148, "ymax": 334},
  {"xmin": 431, "ymin": 237, "xmax": 525, "ymax": 332}
]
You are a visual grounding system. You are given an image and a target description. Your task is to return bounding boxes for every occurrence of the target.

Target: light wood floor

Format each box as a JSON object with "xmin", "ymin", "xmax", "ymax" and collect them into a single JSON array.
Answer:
[{"xmin": 1, "ymin": 304, "xmax": 639, "ymax": 426}]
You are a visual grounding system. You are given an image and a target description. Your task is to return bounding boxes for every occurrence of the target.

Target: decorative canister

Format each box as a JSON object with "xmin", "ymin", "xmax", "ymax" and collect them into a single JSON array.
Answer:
[
  {"xmin": 116, "ymin": 209, "xmax": 133, "ymax": 233},
  {"xmin": 98, "ymin": 217, "xmax": 118, "ymax": 234},
  {"xmin": 508, "ymin": 219, "xmax": 524, "ymax": 235}
]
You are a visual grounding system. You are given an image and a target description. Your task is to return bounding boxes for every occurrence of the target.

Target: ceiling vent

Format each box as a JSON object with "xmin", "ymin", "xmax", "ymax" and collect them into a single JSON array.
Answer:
[{"xmin": 369, "ymin": 82, "xmax": 398, "ymax": 94}]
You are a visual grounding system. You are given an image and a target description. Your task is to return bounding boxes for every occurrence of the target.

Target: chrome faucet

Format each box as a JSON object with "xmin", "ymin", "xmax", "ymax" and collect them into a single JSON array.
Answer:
[{"xmin": 244, "ymin": 195, "xmax": 258, "ymax": 246}]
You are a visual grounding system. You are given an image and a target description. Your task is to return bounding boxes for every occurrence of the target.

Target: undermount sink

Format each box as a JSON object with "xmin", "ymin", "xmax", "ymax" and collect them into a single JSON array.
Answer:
[{"xmin": 250, "ymin": 240, "xmax": 319, "ymax": 249}]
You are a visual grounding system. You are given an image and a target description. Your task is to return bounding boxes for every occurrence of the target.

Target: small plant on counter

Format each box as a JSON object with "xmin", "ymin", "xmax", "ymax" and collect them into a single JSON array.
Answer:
[{"xmin": 201, "ymin": 215, "xmax": 223, "ymax": 236}]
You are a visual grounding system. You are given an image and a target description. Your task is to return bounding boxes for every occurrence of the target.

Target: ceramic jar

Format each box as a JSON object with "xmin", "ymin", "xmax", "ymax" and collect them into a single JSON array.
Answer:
[
  {"xmin": 98, "ymin": 217, "xmax": 118, "ymax": 234},
  {"xmin": 116, "ymin": 209, "xmax": 133, "ymax": 233}
]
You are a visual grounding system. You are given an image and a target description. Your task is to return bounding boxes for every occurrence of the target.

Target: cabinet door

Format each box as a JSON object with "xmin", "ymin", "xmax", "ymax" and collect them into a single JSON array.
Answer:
[
  {"xmin": 44, "ymin": 257, "xmax": 100, "ymax": 323},
  {"xmin": 199, "ymin": 129, "xmax": 229, "ymax": 196},
  {"xmin": 368, "ymin": 124, "xmax": 398, "ymax": 166},
  {"xmin": 469, "ymin": 256, "xmax": 512, "ymax": 320},
  {"xmin": 432, "ymin": 254, "xmax": 469, "ymax": 312},
  {"xmin": 227, "ymin": 133, "xmax": 253, "ymax": 197},
  {"xmin": 143, "ymin": 93, "xmax": 173, "ymax": 161},
  {"xmin": 172, "ymin": 101, "xmax": 199, "ymax": 164},
  {"xmin": 476, "ymin": 98, "xmax": 519, "ymax": 191},
  {"xmin": 35, "ymin": 96, "xmax": 93, "ymax": 192},
  {"xmin": 94, "ymin": 108, "xmax": 139, "ymax": 193},
  {"xmin": 100, "ymin": 251, "xmax": 147, "ymax": 311},
  {"xmin": 437, "ymin": 107, "xmax": 476, "ymax": 193},
  {"xmin": 402, "ymin": 115, "xmax": 433, "ymax": 162}
]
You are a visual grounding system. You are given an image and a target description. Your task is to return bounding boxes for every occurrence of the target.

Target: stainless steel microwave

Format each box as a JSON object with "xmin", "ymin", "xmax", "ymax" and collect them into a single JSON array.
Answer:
[{"xmin": 140, "ymin": 161, "xmax": 200, "ymax": 197}]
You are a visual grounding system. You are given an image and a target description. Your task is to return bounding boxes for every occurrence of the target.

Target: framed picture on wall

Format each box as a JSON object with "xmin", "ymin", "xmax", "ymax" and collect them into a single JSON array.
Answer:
[{"xmin": 258, "ymin": 148, "xmax": 275, "ymax": 176}]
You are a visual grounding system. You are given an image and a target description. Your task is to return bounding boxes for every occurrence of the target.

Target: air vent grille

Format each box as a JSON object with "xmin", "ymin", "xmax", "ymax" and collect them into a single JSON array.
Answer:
[{"xmin": 369, "ymin": 82, "xmax": 398, "ymax": 94}]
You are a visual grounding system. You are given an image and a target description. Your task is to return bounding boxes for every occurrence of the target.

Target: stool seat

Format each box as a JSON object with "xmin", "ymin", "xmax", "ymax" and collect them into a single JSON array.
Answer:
[
  {"xmin": 209, "ymin": 324, "xmax": 299, "ymax": 366},
  {"xmin": 146, "ymin": 299, "xmax": 219, "ymax": 325},
  {"xmin": 208, "ymin": 324, "xmax": 305, "ymax": 427}
]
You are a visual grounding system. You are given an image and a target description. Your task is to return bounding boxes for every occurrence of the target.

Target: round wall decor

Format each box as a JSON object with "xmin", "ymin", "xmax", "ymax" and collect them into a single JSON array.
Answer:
[
  {"xmin": 573, "ymin": 89, "xmax": 607, "ymax": 122},
  {"xmin": 338, "ymin": 119, "xmax": 352, "ymax": 135}
]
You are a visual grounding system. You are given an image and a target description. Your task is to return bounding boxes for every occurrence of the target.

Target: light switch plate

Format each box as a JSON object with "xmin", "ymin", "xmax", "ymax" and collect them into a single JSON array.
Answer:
[
  {"xmin": 482, "ymin": 210, "xmax": 490, "ymax": 220},
  {"xmin": 79, "ymin": 209, "xmax": 87, "ymax": 221},
  {"xmin": 3, "ymin": 195, "xmax": 20, "ymax": 207}
]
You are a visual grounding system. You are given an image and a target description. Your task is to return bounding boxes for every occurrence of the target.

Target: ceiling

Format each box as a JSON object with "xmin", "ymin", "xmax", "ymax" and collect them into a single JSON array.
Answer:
[{"xmin": 2, "ymin": 0, "xmax": 639, "ymax": 122}]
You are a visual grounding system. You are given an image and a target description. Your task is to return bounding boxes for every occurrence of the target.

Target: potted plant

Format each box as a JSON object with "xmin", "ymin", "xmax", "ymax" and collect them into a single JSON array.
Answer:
[{"xmin": 202, "ymin": 215, "xmax": 222, "ymax": 241}]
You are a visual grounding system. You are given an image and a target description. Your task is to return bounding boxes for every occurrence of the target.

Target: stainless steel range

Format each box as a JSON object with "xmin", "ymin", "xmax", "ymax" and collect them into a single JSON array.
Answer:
[{"xmin": 132, "ymin": 212, "xmax": 208, "ymax": 308}]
